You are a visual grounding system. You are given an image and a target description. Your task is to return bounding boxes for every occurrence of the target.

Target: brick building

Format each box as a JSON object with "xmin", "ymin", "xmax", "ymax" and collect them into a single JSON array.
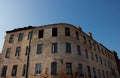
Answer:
[{"xmin": 0, "ymin": 23, "xmax": 119, "ymax": 78}]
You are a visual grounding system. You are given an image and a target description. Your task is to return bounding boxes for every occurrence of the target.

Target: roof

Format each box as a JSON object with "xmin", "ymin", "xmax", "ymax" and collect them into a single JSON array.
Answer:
[{"xmin": 6, "ymin": 23, "xmax": 76, "ymax": 33}]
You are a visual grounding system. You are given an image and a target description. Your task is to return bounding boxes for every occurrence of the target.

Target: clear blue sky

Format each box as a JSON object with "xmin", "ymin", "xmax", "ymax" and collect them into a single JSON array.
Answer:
[{"xmin": 0, "ymin": 0, "xmax": 120, "ymax": 58}]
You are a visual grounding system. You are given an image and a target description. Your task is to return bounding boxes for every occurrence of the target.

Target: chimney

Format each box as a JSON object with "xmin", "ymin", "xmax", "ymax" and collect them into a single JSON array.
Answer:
[
  {"xmin": 77, "ymin": 26, "xmax": 82, "ymax": 31},
  {"xmin": 88, "ymin": 32, "xmax": 92, "ymax": 38}
]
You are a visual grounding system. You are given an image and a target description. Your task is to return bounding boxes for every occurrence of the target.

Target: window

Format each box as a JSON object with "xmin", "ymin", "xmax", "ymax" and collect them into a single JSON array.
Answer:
[
  {"xmin": 11, "ymin": 65, "xmax": 18, "ymax": 76},
  {"xmin": 65, "ymin": 28, "xmax": 70, "ymax": 36},
  {"xmin": 51, "ymin": 62, "xmax": 57, "ymax": 75},
  {"xmin": 93, "ymin": 43, "xmax": 96, "ymax": 50},
  {"xmin": 104, "ymin": 59, "xmax": 106, "ymax": 66},
  {"xmin": 91, "ymin": 52, "xmax": 94, "ymax": 61},
  {"xmin": 9, "ymin": 34, "xmax": 14, "ymax": 43},
  {"xmin": 106, "ymin": 71, "xmax": 109, "ymax": 78},
  {"xmin": 106, "ymin": 60, "xmax": 108, "ymax": 67},
  {"xmin": 93, "ymin": 67, "xmax": 97, "ymax": 78},
  {"xmin": 102, "ymin": 70, "xmax": 105, "ymax": 78},
  {"xmin": 89, "ymin": 40, "xmax": 92, "ymax": 48},
  {"xmin": 28, "ymin": 31, "xmax": 33, "ymax": 40},
  {"xmin": 52, "ymin": 43, "xmax": 57, "ymax": 53},
  {"xmin": 18, "ymin": 33, "xmax": 23, "ymax": 41},
  {"xmin": 15, "ymin": 47, "xmax": 21, "ymax": 56},
  {"xmin": 83, "ymin": 36, "xmax": 86, "ymax": 44},
  {"xmin": 87, "ymin": 66, "xmax": 91, "ymax": 76},
  {"xmin": 1, "ymin": 66, "xmax": 7, "ymax": 77},
  {"xmin": 22, "ymin": 64, "xmax": 26, "ymax": 76},
  {"xmin": 38, "ymin": 30, "xmax": 43, "ymax": 38},
  {"xmin": 76, "ymin": 31, "xmax": 79, "ymax": 40},
  {"xmin": 66, "ymin": 63, "xmax": 72, "ymax": 75},
  {"xmin": 85, "ymin": 49, "xmax": 89, "ymax": 58},
  {"xmin": 52, "ymin": 28, "xmax": 57, "ymax": 37},
  {"xmin": 101, "ymin": 48, "xmax": 104, "ymax": 55},
  {"xmin": 5, "ymin": 48, "xmax": 11, "ymax": 58},
  {"xmin": 25, "ymin": 46, "xmax": 29, "ymax": 55},
  {"xmin": 98, "ymin": 69, "xmax": 101, "ymax": 78},
  {"xmin": 99, "ymin": 56, "xmax": 103, "ymax": 64},
  {"xmin": 79, "ymin": 64, "xmax": 83, "ymax": 76},
  {"xmin": 66, "ymin": 43, "xmax": 71, "ymax": 53},
  {"xmin": 95, "ymin": 55, "xmax": 98, "ymax": 62},
  {"xmin": 97, "ymin": 45, "xmax": 100, "ymax": 53},
  {"xmin": 77, "ymin": 45, "xmax": 81, "ymax": 55},
  {"xmin": 37, "ymin": 44, "xmax": 42, "ymax": 54},
  {"xmin": 35, "ymin": 63, "xmax": 41, "ymax": 75}
]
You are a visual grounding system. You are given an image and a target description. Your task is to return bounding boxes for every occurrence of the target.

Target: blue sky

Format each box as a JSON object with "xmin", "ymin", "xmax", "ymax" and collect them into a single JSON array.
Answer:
[{"xmin": 0, "ymin": 0, "xmax": 120, "ymax": 58}]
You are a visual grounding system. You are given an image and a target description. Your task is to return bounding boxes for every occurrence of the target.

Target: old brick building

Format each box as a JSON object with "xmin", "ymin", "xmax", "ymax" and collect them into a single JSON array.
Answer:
[{"xmin": 0, "ymin": 23, "xmax": 119, "ymax": 78}]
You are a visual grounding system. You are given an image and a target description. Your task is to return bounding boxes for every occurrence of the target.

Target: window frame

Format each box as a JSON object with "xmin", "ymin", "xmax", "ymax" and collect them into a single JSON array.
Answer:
[
  {"xmin": 35, "ymin": 63, "xmax": 41, "ymax": 75},
  {"xmin": 18, "ymin": 33, "xmax": 24, "ymax": 41},
  {"xmin": 87, "ymin": 66, "xmax": 91, "ymax": 76},
  {"xmin": 51, "ymin": 62, "xmax": 57, "ymax": 75},
  {"xmin": 85, "ymin": 49, "xmax": 89, "ymax": 59},
  {"xmin": 9, "ymin": 34, "xmax": 14, "ymax": 43},
  {"xmin": 93, "ymin": 67, "xmax": 97, "ymax": 78},
  {"xmin": 77, "ymin": 45, "xmax": 81, "ymax": 55},
  {"xmin": 52, "ymin": 28, "xmax": 57, "ymax": 37},
  {"xmin": 38, "ymin": 30, "xmax": 44, "ymax": 38},
  {"xmin": 11, "ymin": 65, "xmax": 18, "ymax": 76},
  {"xmin": 5, "ymin": 48, "xmax": 11, "ymax": 58},
  {"xmin": 1, "ymin": 65, "xmax": 7, "ymax": 77},
  {"xmin": 65, "ymin": 27, "xmax": 70, "ymax": 36},
  {"xmin": 52, "ymin": 43, "xmax": 57, "ymax": 53},
  {"xmin": 79, "ymin": 64, "xmax": 83, "ymax": 76},
  {"xmin": 66, "ymin": 63, "xmax": 72, "ymax": 75},
  {"xmin": 37, "ymin": 44, "xmax": 42, "ymax": 54},
  {"xmin": 66, "ymin": 43, "xmax": 71, "ymax": 53},
  {"xmin": 15, "ymin": 47, "xmax": 21, "ymax": 56},
  {"xmin": 76, "ymin": 31, "xmax": 79, "ymax": 40}
]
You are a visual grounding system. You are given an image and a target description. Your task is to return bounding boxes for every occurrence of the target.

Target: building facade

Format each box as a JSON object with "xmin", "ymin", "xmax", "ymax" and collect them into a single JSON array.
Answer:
[{"xmin": 0, "ymin": 23, "xmax": 119, "ymax": 78}]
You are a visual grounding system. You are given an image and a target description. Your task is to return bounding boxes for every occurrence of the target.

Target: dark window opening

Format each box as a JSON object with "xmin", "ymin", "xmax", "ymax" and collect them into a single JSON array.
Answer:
[
  {"xmin": 79, "ymin": 64, "xmax": 83, "ymax": 75},
  {"xmin": 98, "ymin": 69, "xmax": 101, "ymax": 78},
  {"xmin": 66, "ymin": 63, "xmax": 72, "ymax": 75},
  {"xmin": 102, "ymin": 70, "xmax": 105, "ymax": 78},
  {"xmin": 85, "ymin": 49, "xmax": 89, "ymax": 58},
  {"xmin": 91, "ymin": 52, "xmax": 94, "ymax": 61},
  {"xmin": 76, "ymin": 31, "xmax": 79, "ymax": 40},
  {"xmin": 9, "ymin": 34, "xmax": 14, "ymax": 43},
  {"xmin": 5, "ymin": 48, "xmax": 11, "ymax": 58},
  {"xmin": 87, "ymin": 66, "xmax": 91, "ymax": 76},
  {"xmin": 37, "ymin": 44, "xmax": 42, "ymax": 54},
  {"xmin": 89, "ymin": 40, "xmax": 92, "ymax": 48},
  {"xmin": 52, "ymin": 28, "xmax": 57, "ymax": 37},
  {"xmin": 11, "ymin": 65, "xmax": 18, "ymax": 76},
  {"xmin": 99, "ymin": 56, "xmax": 103, "ymax": 64},
  {"xmin": 18, "ymin": 33, "xmax": 23, "ymax": 41},
  {"xmin": 51, "ymin": 62, "xmax": 57, "ymax": 75},
  {"xmin": 93, "ymin": 67, "xmax": 97, "ymax": 78},
  {"xmin": 38, "ymin": 30, "xmax": 43, "ymax": 38},
  {"xmin": 83, "ymin": 36, "xmax": 86, "ymax": 44},
  {"xmin": 65, "ymin": 28, "xmax": 70, "ymax": 36},
  {"xmin": 77, "ymin": 45, "xmax": 81, "ymax": 55},
  {"xmin": 15, "ymin": 47, "xmax": 21, "ymax": 56},
  {"xmin": 1, "ymin": 66, "xmax": 7, "ymax": 77},
  {"xmin": 95, "ymin": 55, "xmax": 98, "ymax": 62},
  {"xmin": 66, "ymin": 43, "xmax": 71, "ymax": 53}
]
